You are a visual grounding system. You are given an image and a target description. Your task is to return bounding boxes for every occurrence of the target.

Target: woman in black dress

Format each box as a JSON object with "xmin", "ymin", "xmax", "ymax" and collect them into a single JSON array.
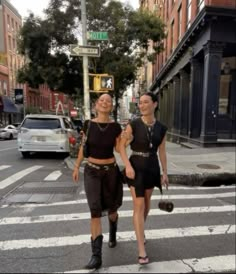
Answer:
[
  {"xmin": 72, "ymin": 93, "xmax": 122, "ymax": 270},
  {"xmin": 120, "ymin": 92, "xmax": 169, "ymax": 265}
]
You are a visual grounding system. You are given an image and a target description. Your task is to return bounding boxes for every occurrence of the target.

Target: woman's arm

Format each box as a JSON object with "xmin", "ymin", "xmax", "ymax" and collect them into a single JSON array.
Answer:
[
  {"xmin": 72, "ymin": 133, "xmax": 85, "ymax": 182},
  {"xmin": 158, "ymin": 135, "xmax": 169, "ymax": 188},
  {"xmin": 114, "ymin": 134, "xmax": 121, "ymax": 153},
  {"xmin": 119, "ymin": 124, "xmax": 135, "ymax": 179}
]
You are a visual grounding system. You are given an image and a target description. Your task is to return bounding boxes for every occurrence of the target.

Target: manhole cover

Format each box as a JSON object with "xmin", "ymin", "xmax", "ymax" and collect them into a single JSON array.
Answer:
[{"xmin": 197, "ymin": 164, "xmax": 221, "ymax": 170}]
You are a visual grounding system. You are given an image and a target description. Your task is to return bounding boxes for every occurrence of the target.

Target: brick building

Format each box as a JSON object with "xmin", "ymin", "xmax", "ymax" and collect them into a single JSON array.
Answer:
[
  {"xmin": 141, "ymin": 0, "xmax": 236, "ymax": 146},
  {"xmin": 0, "ymin": 0, "xmax": 75, "ymax": 125},
  {"xmin": 0, "ymin": 0, "xmax": 22, "ymax": 125}
]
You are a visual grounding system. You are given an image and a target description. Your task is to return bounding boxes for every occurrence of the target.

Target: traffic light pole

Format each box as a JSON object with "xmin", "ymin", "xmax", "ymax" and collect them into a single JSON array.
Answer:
[{"xmin": 81, "ymin": 0, "xmax": 91, "ymax": 120}]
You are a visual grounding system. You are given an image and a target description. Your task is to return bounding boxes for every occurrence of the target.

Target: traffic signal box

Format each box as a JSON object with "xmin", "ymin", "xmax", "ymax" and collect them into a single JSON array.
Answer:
[{"xmin": 92, "ymin": 74, "xmax": 114, "ymax": 92}]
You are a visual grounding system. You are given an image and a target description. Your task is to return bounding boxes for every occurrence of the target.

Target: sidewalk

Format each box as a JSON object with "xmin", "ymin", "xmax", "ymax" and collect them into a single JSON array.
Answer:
[{"xmin": 65, "ymin": 142, "xmax": 236, "ymax": 186}]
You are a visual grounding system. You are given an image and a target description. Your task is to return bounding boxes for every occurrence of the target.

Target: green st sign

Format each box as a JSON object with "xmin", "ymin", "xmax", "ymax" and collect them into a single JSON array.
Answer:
[{"xmin": 87, "ymin": 32, "xmax": 109, "ymax": 41}]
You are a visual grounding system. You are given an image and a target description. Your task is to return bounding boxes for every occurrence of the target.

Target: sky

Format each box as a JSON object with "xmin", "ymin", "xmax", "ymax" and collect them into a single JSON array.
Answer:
[{"xmin": 9, "ymin": 0, "xmax": 139, "ymax": 19}]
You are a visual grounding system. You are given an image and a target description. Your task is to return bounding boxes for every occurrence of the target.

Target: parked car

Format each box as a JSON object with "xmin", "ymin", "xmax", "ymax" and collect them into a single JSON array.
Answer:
[
  {"xmin": 17, "ymin": 114, "xmax": 79, "ymax": 158},
  {"xmin": 0, "ymin": 125, "xmax": 18, "ymax": 140}
]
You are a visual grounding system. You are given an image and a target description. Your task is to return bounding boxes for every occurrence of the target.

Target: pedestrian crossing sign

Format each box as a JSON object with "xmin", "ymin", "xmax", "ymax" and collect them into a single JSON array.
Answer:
[{"xmin": 100, "ymin": 76, "xmax": 114, "ymax": 91}]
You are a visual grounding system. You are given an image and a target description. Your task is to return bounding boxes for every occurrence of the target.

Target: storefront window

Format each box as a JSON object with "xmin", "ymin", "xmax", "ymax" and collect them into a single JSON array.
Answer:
[{"xmin": 218, "ymin": 57, "xmax": 235, "ymax": 115}]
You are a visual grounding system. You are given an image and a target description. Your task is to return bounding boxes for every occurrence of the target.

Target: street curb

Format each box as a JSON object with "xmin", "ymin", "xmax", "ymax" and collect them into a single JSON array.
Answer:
[
  {"xmin": 168, "ymin": 173, "xmax": 236, "ymax": 186},
  {"xmin": 65, "ymin": 157, "xmax": 236, "ymax": 187}
]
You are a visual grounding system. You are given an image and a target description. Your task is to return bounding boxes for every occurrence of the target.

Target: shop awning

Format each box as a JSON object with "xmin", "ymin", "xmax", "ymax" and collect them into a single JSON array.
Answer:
[{"xmin": 1, "ymin": 96, "xmax": 19, "ymax": 113}]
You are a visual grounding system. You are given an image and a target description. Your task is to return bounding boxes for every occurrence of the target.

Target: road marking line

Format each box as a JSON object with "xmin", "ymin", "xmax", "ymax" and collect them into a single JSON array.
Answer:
[
  {"xmin": 79, "ymin": 184, "xmax": 236, "ymax": 194},
  {"xmin": 44, "ymin": 171, "xmax": 62, "ymax": 181},
  {"xmin": 0, "ymin": 165, "xmax": 11, "ymax": 171},
  {"xmin": 0, "ymin": 147, "xmax": 17, "ymax": 152},
  {"xmin": 0, "ymin": 166, "xmax": 43, "ymax": 189},
  {"xmin": 0, "ymin": 205, "xmax": 235, "ymax": 225},
  {"xmin": 1, "ymin": 191, "xmax": 235, "ymax": 208},
  {"xmin": 0, "ymin": 224, "xmax": 234, "ymax": 251},
  {"xmin": 64, "ymin": 255, "xmax": 236, "ymax": 273}
]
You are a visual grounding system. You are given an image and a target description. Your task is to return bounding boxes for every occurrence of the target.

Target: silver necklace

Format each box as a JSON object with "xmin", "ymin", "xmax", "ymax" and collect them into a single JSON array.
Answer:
[
  {"xmin": 96, "ymin": 122, "xmax": 110, "ymax": 132},
  {"xmin": 141, "ymin": 118, "xmax": 155, "ymax": 149},
  {"xmin": 142, "ymin": 118, "xmax": 156, "ymax": 126}
]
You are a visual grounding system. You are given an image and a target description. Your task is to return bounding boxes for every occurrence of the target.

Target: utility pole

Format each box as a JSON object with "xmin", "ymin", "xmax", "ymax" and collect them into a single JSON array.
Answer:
[{"xmin": 81, "ymin": 0, "xmax": 90, "ymax": 119}]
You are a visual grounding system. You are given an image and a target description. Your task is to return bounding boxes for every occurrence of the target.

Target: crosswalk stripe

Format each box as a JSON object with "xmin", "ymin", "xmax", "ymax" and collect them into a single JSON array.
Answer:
[
  {"xmin": 0, "ymin": 147, "xmax": 17, "ymax": 152},
  {"xmin": 1, "ymin": 191, "xmax": 235, "ymax": 208},
  {"xmin": 64, "ymin": 255, "xmax": 236, "ymax": 273},
  {"xmin": 0, "ymin": 165, "xmax": 11, "ymax": 171},
  {"xmin": 0, "ymin": 205, "xmax": 235, "ymax": 225},
  {"xmin": 44, "ymin": 170, "xmax": 62, "ymax": 181},
  {"xmin": 79, "ymin": 184, "xmax": 236, "ymax": 194},
  {"xmin": 0, "ymin": 165, "xmax": 43, "ymax": 189},
  {"xmin": 0, "ymin": 224, "xmax": 234, "ymax": 251}
]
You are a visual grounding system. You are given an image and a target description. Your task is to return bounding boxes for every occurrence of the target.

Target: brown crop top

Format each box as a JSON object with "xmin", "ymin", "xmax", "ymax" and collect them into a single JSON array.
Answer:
[{"xmin": 83, "ymin": 120, "xmax": 122, "ymax": 159}]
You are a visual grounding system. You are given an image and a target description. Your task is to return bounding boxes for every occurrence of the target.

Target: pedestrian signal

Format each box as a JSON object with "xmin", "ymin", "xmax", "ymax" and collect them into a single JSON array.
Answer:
[
  {"xmin": 100, "ymin": 76, "xmax": 114, "ymax": 90},
  {"xmin": 93, "ymin": 76, "xmax": 101, "ymax": 91}
]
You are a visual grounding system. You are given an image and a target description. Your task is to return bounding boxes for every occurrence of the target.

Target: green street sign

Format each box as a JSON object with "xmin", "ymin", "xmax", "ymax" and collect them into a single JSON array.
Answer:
[{"xmin": 87, "ymin": 32, "xmax": 109, "ymax": 41}]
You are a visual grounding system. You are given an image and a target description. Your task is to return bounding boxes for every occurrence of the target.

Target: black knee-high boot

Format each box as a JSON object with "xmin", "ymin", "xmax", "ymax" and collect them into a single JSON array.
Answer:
[
  {"xmin": 85, "ymin": 235, "xmax": 103, "ymax": 269},
  {"xmin": 108, "ymin": 215, "xmax": 118, "ymax": 248}
]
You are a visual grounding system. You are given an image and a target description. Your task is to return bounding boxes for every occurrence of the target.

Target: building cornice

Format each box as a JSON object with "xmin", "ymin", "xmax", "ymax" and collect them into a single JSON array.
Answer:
[{"xmin": 0, "ymin": 0, "xmax": 21, "ymax": 18}]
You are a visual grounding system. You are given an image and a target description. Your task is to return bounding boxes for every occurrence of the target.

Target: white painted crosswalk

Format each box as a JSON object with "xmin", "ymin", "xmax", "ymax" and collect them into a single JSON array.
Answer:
[
  {"xmin": 0, "ymin": 165, "xmax": 43, "ymax": 189},
  {"xmin": 0, "ymin": 165, "xmax": 65, "ymax": 189},
  {"xmin": 0, "ymin": 205, "xmax": 235, "ymax": 225},
  {"xmin": 65, "ymin": 255, "xmax": 236, "ymax": 273},
  {"xmin": 0, "ymin": 165, "xmax": 235, "ymax": 273},
  {"xmin": 0, "ymin": 224, "xmax": 235, "ymax": 251}
]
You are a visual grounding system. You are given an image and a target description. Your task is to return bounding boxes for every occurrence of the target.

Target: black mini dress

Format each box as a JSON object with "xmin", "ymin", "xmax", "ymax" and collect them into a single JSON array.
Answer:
[{"xmin": 126, "ymin": 118, "xmax": 167, "ymax": 197}]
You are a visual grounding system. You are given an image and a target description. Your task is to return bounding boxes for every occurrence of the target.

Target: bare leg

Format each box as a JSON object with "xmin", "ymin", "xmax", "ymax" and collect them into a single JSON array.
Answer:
[
  {"xmin": 130, "ymin": 186, "xmax": 146, "ymax": 258},
  {"xmin": 144, "ymin": 188, "xmax": 154, "ymax": 221}
]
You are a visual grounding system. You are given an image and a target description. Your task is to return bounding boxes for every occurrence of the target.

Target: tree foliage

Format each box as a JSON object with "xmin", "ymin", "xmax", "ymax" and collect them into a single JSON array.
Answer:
[{"xmin": 17, "ymin": 0, "xmax": 165, "ymax": 117}]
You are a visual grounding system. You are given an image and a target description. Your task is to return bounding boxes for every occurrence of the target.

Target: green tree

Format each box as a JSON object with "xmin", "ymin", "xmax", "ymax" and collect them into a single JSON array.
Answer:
[{"xmin": 17, "ymin": 0, "xmax": 165, "ymax": 119}]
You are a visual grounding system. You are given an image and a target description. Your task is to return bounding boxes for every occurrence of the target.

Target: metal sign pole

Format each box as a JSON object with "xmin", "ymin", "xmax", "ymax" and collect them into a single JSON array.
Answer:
[{"xmin": 81, "ymin": 0, "xmax": 91, "ymax": 120}]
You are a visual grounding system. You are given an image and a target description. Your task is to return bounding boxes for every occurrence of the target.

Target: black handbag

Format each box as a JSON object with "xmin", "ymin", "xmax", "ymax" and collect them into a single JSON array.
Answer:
[
  {"xmin": 82, "ymin": 120, "xmax": 90, "ymax": 158},
  {"xmin": 158, "ymin": 188, "xmax": 174, "ymax": 212}
]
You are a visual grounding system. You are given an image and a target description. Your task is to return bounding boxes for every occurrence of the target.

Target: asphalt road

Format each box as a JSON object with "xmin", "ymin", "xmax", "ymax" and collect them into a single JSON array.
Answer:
[{"xmin": 0, "ymin": 141, "xmax": 235, "ymax": 273}]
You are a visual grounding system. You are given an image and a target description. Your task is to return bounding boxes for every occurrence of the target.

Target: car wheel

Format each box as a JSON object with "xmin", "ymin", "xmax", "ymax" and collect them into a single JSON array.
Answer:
[
  {"xmin": 21, "ymin": 152, "xmax": 30, "ymax": 158},
  {"xmin": 9, "ymin": 134, "xmax": 13, "ymax": 140}
]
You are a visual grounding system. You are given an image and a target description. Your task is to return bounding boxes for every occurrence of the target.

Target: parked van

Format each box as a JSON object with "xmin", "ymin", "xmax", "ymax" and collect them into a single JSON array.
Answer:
[{"xmin": 17, "ymin": 114, "xmax": 78, "ymax": 157}]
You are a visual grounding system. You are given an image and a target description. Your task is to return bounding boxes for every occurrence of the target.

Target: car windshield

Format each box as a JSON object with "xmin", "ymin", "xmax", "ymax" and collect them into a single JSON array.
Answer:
[{"xmin": 22, "ymin": 118, "xmax": 61, "ymax": 129}]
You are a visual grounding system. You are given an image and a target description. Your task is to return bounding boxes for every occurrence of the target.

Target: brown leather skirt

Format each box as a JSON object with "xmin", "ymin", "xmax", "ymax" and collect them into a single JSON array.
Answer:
[{"xmin": 84, "ymin": 162, "xmax": 123, "ymax": 218}]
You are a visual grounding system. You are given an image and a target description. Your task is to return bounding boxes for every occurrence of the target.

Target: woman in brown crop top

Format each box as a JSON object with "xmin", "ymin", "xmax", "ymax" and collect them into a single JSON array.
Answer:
[
  {"xmin": 120, "ymin": 92, "xmax": 169, "ymax": 265},
  {"xmin": 72, "ymin": 93, "xmax": 122, "ymax": 270}
]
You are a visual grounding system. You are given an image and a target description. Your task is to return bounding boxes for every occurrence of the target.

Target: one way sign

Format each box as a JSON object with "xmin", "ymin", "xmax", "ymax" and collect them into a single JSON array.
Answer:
[{"xmin": 70, "ymin": 44, "xmax": 100, "ymax": 57}]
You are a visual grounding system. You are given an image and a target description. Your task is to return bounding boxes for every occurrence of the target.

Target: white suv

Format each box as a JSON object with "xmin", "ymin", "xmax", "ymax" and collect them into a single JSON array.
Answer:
[{"xmin": 17, "ymin": 114, "xmax": 78, "ymax": 158}]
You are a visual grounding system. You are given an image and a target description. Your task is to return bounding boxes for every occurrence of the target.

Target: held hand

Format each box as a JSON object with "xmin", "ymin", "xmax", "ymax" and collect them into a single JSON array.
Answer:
[
  {"xmin": 126, "ymin": 165, "xmax": 135, "ymax": 180},
  {"xmin": 72, "ymin": 168, "xmax": 79, "ymax": 183},
  {"xmin": 161, "ymin": 173, "xmax": 169, "ymax": 190}
]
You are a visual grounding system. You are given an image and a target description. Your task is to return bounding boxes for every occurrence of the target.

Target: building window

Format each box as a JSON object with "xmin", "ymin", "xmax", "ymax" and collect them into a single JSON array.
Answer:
[
  {"xmin": 219, "ymin": 57, "xmax": 235, "ymax": 115},
  {"xmin": 7, "ymin": 15, "xmax": 10, "ymax": 29},
  {"xmin": 171, "ymin": 21, "xmax": 174, "ymax": 52},
  {"xmin": 178, "ymin": 5, "xmax": 182, "ymax": 42},
  {"xmin": 11, "ymin": 18, "xmax": 14, "ymax": 31},
  {"xmin": 3, "ymin": 81, "xmax": 7, "ymax": 96},
  {"xmin": 8, "ymin": 36, "xmax": 12, "ymax": 50},
  {"xmin": 187, "ymin": 0, "xmax": 192, "ymax": 29},
  {"xmin": 197, "ymin": 0, "xmax": 205, "ymax": 12}
]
